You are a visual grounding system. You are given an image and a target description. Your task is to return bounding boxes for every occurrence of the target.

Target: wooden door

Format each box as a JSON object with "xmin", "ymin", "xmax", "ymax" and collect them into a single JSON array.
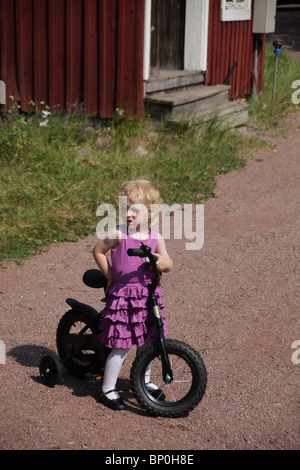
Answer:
[{"xmin": 151, "ymin": 0, "xmax": 186, "ymax": 70}]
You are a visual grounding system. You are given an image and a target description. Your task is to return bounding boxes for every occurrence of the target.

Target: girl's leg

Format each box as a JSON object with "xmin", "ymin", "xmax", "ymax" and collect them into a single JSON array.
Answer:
[
  {"xmin": 144, "ymin": 359, "xmax": 165, "ymax": 400},
  {"xmin": 102, "ymin": 347, "xmax": 130, "ymax": 400},
  {"xmin": 144, "ymin": 362, "xmax": 159, "ymax": 391}
]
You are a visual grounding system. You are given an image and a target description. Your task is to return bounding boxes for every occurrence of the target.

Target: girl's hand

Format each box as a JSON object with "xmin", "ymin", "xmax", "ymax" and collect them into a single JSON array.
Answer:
[
  {"xmin": 155, "ymin": 253, "xmax": 173, "ymax": 272},
  {"xmin": 155, "ymin": 234, "xmax": 173, "ymax": 273}
]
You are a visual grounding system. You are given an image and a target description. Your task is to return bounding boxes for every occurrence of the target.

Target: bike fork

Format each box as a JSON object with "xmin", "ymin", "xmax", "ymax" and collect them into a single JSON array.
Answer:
[{"xmin": 152, "ymin": 303, "xmax": 173, "ymax": 383}]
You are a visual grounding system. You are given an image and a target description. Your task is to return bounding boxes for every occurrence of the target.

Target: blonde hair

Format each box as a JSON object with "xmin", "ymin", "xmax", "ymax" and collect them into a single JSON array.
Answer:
[
  {"xmin": 117, "ymin": 178, "xmax": 163, "ymax": 228},
  {"xmin": 117, "ymin": 177, "xmax": 163, "ymax": 210}
]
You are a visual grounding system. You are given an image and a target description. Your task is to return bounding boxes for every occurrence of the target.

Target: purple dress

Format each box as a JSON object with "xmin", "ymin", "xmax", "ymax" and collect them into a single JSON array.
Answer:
[{"xmin": 98, "ymin": 229, "xmax": 167, "ymax": 349}]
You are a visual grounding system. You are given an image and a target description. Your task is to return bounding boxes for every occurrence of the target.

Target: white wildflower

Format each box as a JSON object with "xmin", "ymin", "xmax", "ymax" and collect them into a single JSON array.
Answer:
[{"xmin": 41, "ymin": 110, "xmax": 51, "ymax": 118}]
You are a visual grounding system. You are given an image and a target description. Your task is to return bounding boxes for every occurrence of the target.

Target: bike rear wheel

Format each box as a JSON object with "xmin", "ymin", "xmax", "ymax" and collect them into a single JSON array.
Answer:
[
  {"xmin": 56, "ymin": 310, "xmax": 107, "ymax": 380},
  {"xmin": 130, "ymin": 339, "xmax": 207, "ymax": 418}
]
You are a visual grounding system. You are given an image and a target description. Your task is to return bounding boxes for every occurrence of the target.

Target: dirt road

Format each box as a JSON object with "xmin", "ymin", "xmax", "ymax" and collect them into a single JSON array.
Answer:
[{"xmin": 0, "ymin": 110, "xmax": 299, "ymax": 451}]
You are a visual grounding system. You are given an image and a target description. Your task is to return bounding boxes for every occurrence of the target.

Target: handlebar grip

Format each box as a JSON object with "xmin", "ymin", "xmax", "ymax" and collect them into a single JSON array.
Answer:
[{"xmin": 127, "ymin": 248, "xmax": 145, "ymax": 258}]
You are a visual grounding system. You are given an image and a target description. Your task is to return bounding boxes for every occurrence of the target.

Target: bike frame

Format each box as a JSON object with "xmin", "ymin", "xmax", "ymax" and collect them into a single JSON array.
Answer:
[{"xmin": 128, "ymin": 243, "xmax": 173, "ymax": 383}]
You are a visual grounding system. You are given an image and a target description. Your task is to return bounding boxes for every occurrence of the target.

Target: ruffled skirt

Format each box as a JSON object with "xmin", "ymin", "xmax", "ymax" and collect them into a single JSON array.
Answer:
[{"xmin": 98, "ymin": 283, "xmax": 167, "ymax": 349}]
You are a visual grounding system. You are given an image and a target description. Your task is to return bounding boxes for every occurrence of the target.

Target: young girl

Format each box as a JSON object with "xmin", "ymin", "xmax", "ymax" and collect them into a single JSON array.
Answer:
[{"xmin": 93, "ymin": 178, "xmax": 173, "ymax": 410}]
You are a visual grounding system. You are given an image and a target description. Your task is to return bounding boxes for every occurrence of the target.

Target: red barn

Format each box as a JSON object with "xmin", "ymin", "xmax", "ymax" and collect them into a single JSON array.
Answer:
[{"xmin": 0, "ymin": 0, "xmax": 274, "ymax": 122}]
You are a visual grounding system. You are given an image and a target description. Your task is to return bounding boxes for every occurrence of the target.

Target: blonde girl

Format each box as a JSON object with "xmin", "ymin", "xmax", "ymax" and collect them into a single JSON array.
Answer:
[{"xmin": 93, "ymin": 178, "xmax": 173, "ymax": 410}]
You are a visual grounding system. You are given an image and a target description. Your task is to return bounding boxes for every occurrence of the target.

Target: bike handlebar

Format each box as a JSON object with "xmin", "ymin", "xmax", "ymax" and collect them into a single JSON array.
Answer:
[
  {"xmin": 127, "ymin": 248, "xmax": 145, "ymax": 258},
  {"xmin": 127, "ymin": 243, "xmax": 161, "ymax": 282}
]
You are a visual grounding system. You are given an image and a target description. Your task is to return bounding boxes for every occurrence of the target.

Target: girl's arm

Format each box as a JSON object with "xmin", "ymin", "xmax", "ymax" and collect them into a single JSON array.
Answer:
[
  {"xmin": 155, "ymin": 234, "xmax": 173, "ymax": 273},
  {"xmin": 93, "ymin": 229, "xmax": 121, "ymax": 290}
]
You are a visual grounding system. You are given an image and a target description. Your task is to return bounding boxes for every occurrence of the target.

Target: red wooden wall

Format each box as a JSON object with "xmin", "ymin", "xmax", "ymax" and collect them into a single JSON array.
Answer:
[
  {"xmin": 0, "ymin": 0, "xmax": 266, "ymax": 116},
  {"xmin": 0, "ymin": 0, "xmax": 145, "ymax": 117},
  {"xmin": 207, "ymin": 0, "xmax": 265, "ymax": 99}
]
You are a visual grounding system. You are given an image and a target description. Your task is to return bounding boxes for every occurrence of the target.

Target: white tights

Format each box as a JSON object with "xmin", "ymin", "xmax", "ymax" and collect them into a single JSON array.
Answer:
[{"xmin": 102, "ymin": 347, "xmax": 158, "ymax": 400}]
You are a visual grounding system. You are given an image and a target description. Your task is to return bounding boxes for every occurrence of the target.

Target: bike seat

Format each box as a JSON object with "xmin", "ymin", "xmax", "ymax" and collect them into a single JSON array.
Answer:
[{"xmin": 82, "ymin": 269, "xmax": 108, "ymax": 289}]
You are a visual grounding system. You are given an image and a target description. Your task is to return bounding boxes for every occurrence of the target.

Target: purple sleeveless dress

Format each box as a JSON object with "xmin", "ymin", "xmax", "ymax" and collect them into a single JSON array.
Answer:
[{"xmin": 98, "ymin": 229, "xmax": 167, "ymax": 349}]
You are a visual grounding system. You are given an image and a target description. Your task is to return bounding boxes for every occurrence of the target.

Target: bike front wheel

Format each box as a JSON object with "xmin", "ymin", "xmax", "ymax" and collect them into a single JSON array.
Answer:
[{"xmin": 130, "ymin": 339, "xmax": 207, "ymax": 418}]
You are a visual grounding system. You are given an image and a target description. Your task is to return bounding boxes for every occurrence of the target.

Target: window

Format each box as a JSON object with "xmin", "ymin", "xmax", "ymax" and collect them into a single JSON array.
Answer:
[{"xmin": 221, "ymin": 0, "xmax": 252, "ymax": 21}]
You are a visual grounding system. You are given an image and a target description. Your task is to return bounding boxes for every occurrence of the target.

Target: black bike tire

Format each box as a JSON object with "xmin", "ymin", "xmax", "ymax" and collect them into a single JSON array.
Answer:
[
  {"xmin": 56, "ymin": 309, "xmax": 104, "ymax": 379},
  {"xmin": 130, "ymin": 339, "xmax": 207, "ymax": 418},
  {"xmin": 39, "ymin": 354, "xmax": 61, "ymax": 387}
]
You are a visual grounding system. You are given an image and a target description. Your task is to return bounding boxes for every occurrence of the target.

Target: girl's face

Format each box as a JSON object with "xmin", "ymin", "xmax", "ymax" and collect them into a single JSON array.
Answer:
[{"xmin": 126, "ymin": 197, "xmax": 148, "ymax": 232}]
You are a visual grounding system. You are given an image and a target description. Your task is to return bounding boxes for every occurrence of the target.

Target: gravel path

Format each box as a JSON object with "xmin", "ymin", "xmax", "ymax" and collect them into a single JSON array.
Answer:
[{"xmin": 1, "ymin": 113, "xmax": 299, "ymax": 451}]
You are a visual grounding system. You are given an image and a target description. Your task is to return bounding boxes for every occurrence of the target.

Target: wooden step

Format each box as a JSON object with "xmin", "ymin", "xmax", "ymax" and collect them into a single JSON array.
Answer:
[
  {"xmin": 145, "ymin": 85, "xmax": 231, "ymax": 121},
  {"xmin": 169, "ymin": 100, "xmax": 249, "ymax": 129},
  {"xmin": 146, "ymin": 70, "xmax": 205, "ymax": 94}
]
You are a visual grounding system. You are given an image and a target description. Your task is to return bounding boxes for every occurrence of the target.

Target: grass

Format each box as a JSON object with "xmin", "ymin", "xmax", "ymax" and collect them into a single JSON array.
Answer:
[
  {"xmin": 0, "ymin": 108, "xmax": 247, "ymax": 261},
  {"xmin": 248, "ymin": 43, "xmax": 300, "ymax": 129},
  {"xmin": 1, "ymin": 43, "xmax": 299, "ymax": 262}
]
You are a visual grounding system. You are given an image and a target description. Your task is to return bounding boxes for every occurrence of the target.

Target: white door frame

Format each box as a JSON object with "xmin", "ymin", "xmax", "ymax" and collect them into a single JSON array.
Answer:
[{"xmin": 143, "ymin": 0, "xmax": 210, "ymax": 81}]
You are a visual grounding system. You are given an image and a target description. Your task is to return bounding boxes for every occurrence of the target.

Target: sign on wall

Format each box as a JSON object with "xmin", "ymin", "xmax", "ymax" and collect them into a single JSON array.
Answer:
[{"xmin": 221, "ymin": 0, "xmax": 252, "ymax": 21}]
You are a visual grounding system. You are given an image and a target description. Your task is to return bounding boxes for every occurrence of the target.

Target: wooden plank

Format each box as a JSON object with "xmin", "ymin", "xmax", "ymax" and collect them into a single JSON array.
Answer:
[
  {"xmin": 0, "ymin": 0, "xmax": 8, "ymax": 106},
  {"xmin": 0, "ymin": 0, "xmax": 21, "ymax": 107},
  {"xmin": 66, "ymin": 0, "xmax": 83, "ymax": 112},
  {"xmin": 84, "ymin": 0, "xmax": 99, "ymax": 116},
  {"xmin": 99, "ymin": 0, "xmax": 117, "ymax": 117},
  {"xmin": 116, "ymin": 0, "xmax": 145, "ymax": 115},
  {"xmin": 15, "ymin": 0, "xmax": 33, "ymax": 111},
  {"xmin": 146, "ymin": 84, "xmax": 230, "ymax": 106},
  {"xmin": 243, "ymin": 20, "xmax": 252, "ymax": 95},
  {"xmin": 0, "ymin": 0, "xmax": 7, "ymax": 106},
  {"xmin": 134, "ymin": 0, "xmax": 145, "ymax": 115},
  {"xmin": 146, "ymin": 70, "xmax": 205, "ymax": 93},
  {"xmin": 33, "ymin": 0, "xmax": 48, "ymax": 108},
  {"xmin": 117, "ymin": 0, "xmax": 134, "ymax": 113},
  {"xmin": 220, "ymin": 21, "xmax": 228, "ymax": 85},
  {"xmin": 48, "ymin": 0, "xmax": 65, "ymax": 112}
]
